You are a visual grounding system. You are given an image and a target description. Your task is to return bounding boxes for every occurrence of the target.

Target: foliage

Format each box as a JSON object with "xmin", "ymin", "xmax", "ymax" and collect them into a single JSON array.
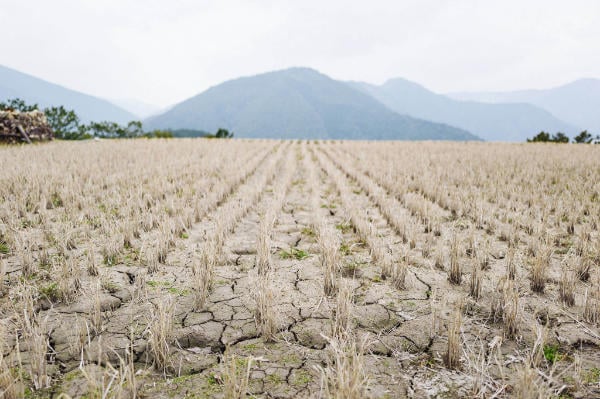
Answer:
[
  {"xmin": 527, "ymin": 131, "xmax": 551, "ymax": 142},
  {"xmin": 551, "ymin": 132, "xmax": 570, "ymax": 143},
  {"xmin": 574, "ymin": 130, "xmax": 594, "ymax": 144},
  {"xmin": 279, "ymin": 247, "xmax": 309, "ymax": 260},
  {"xmin": 77, "ymin": 120, "xmax": 148, "ymax": 139},
  {"xmin": 543, "ymin": 344, "xmax": 561, "ymax": 364},
  {"xmin": 0, "ymin": 98, "xmax": 39, "ymax": 112},
  {"xmin": 144, "ymin": 129, "xmax": 213, "ymax": 139},
  {"xmin": 39, "ymin": 282, "xmax": 60, "ymax": 302},
  {"xmin": 527, "ymin": 131, "xmax": 570, "ymax": 143},
  {"xmin": 124, "ymin": 120, "xmax": 144, "ymax": 137},
  {"xmin": 145, "ymin": 129, "xmax": 174, "ymax": 138},
  {"xmin": 43, "ymin": 106, "xmax": 82, "ymax": 139},
  {"xmin": 206, "ymin": 128, "xmax": 234, "ymax": 139},
  {"xmin": 526, "ymin": 130, "xmax": 600, "ymax": 144},
  {"xmin": 171, "ymin": 129, "xmax": 210, "ymax": 138},
  {"xmin": 215, "ymin": 128, "xmax": 234, "ymax": 138}
]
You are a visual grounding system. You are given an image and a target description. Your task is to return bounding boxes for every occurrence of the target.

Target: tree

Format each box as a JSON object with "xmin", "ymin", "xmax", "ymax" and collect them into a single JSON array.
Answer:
[
  {"xmin": 144, "ymin": 129, "xmax": 174, "ymax": 138},
  {"xmin": 124, "ymin": 121, "xmax": 144, "ymax": 138},
  {"xmin": 43, "ymin": 106, "xmax": 80, "ymax": 139},
  {"xmin": 70, "ymin": 125, "xmax": 93, "ymax": 140},
  {"xmin": 527, "ymin": 131, "xmax": 551, "ymax": 142},
  {"xmin": 574, "ymin": 130, "xmax": 593, "ymax": 144},
  {"xmin": 0, "ymin": 98, "xmax": 39, "ymax": 112},
  {"xmin": 215, "ymin": 128, "xmax": 234, "ymax": 138},
  {"xmin": 551, "ymin": 132, "xmax": 570, "ymax": 143},
  {"xmin": 85, "ymin": 121, "xmax": 122, "ymax": 138}
]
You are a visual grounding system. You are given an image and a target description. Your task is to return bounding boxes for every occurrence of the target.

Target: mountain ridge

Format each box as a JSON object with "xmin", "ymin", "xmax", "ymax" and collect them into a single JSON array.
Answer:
[
  {"xmin": 0, "ymin": 64, "xmax": 136, "ymax": 124},
  {"xmin": 447, "ymin": 78, "xmax": 600, "ymax": 134},
  {"xmin": 145, "ymin": 67, "xmax": 480, "ymax": 141},
  {"xmin": 348, "ymin": 78, "xmax": 579, "ymax": 142}
]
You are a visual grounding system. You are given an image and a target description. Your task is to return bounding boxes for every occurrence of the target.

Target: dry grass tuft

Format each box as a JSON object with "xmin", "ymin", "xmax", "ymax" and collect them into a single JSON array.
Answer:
[
  {"xmin": 86, "ymin": 249, "xmax": 99, "ymax": 277},
  {"xmin": 576, "ymin": 256, "xmax": 592, "ymax": 282},
  {"xmin": 133, "ymin": 269, "xmax": 147, "ymax": 303},
  {"xmin": 429, "ymin": 289, "xmax": 444, "ymax": 339},
  {"xmin": 148, "ymin": 296, "xmax": 174, "ymax": 372},
  {"xmin": 445, "ymin": 304, "xmax": 462, "ymax": 370},
  {"xmin": 506, "ymin": 246, "xmax": 517, "ymax": 280},
  {"xmin": 478, "ymin": 240, "xmax": 491, "ymax": 270},
  {"xmin": 145, "ymin": 248, "xmax": 160, "ymax": 274},
  {"xmin": 333, "ymin": 281, "xmax": 353, "ymax": 339},
  {"xmin": 0, "ymin": 320, "xmax": 23, "ymax": 398},
  {"xmin": 0, "ymin": 259, "xmax": 5, "ymax": 296},
  {"xmin": 529, "ymin": 322, "xmax": 548, "ymax": 368},
  {"xmin": 19, "ymin": 242, "xmax": 35, "ymax": 278},
  {"xmin": 89, "ymin": 280, "xmax": 103, "ymax": 334},
  {"xmin": 583, "ymin": 283, "xmax": 600, "ymax": 325},
  {"xmin": 514, "ymin": 363, "xmax": 552, "ymax": 399},
  {"xmin": 318, "ymin": 223, "xmax": 340, "ymax": 296},
  {"xmin": 448, "ymin": 234, "xmax": 462, "ymax": 285},
  {"xmin": 253, "ymin": 276, "xmax": 277, "ymax": 342},
  {"xmin": 502, "ymin": 281, "xmax": 520, "ymax": 339},
  {"xmin": 422, "ymin": 235, "xmax": 433, "ymax": 259},
  {"xmin": 57, "ymin": 257, "xmax": 81, "ymax": 303},
  {"xmin": 256, "ymin": 217, "xmax": 272, "ymax": 276},
  {"xmin": 530, "ymin": 249, "xmax": 550, "ymax": 293},
  {"xmin": 192, "ymin": 245, "xmax": 215, "ymax": 311},
  {"xmin": 21, "ymin": 310, "xmax": 51, "ymax": 390},
  {"xmin": 391, "ymin": 252, "xmax": 408, "ymax": 290},
  {"xmin": 434, "ymin": 242, "xmax": 445, "ymax": 270},
  {"xmin": 559, "ymin": 266, "xmax": 576, "ymax": 307},
  {"xmin": 318, "ymin": 335, "xmax": 369, "ymax": 399},
  {"xmin": 156, "ymin": 239, "xmax": 169, "ymax": 265},
  {"xmin": 491, "ymin": 278, "xmax": 520, "ymax": 339},
  {"xmin": 469, "ymin": 259, "xmax": 481, "ymax": 300},
  {"xmin": 222, "ymin": 352, "xmax": 253, "ymax": 399},
  {"xmin": 102, "ymin": 236, "xmax": 122, "ymax": 267},
  {"xmin": 79, "ymin": 342, "xmax": 139, "ymax": 399}
]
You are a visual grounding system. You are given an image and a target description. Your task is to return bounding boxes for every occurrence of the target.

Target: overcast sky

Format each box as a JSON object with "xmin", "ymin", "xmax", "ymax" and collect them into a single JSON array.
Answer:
[{"xmin": 1, "ymin": 0, "xmax": 599, "ymax": 108}]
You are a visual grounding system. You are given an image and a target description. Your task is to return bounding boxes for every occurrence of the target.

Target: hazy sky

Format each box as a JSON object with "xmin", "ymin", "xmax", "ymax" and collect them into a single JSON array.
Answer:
[{"xmin": 1, "ymin": 0, "xmax": 599, "ymax": 107}]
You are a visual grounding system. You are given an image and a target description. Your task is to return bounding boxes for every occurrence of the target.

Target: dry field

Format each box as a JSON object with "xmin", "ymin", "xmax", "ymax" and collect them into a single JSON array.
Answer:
[{"xmin": 1, "ymin": 139, "xmax": 599, "ymax": 398}]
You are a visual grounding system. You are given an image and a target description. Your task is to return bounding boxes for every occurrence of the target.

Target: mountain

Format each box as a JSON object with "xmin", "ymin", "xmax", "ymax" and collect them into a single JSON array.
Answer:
[
  {"xmin": 145, "ymin": 68, "xmax": 479, "ymax": 141},
  {"xmin": 447, "ymin": 79, "xmax": 600, "ymax": 135},
  {"xmin": 348, "ymin": 78, "xmax": 578, "ymax": 142},
  {"xmin": 0, "ymin": 64, "xmax": 136, "ymax": 124},
  {"xmin": 109, "ymin": 98, "xmax": 162, "ymax": 119}
]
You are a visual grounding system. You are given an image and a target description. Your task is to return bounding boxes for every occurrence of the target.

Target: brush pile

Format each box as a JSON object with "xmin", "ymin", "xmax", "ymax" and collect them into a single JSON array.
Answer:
[{"xmin": 0, "ymin": 110, "xmax": 53, "ymax": 142}]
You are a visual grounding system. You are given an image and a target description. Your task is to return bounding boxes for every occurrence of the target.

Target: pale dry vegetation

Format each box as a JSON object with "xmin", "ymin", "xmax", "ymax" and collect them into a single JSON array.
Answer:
[{"xmin": 0, "ymin": 139, "xmax": 599, "ymax": 398}]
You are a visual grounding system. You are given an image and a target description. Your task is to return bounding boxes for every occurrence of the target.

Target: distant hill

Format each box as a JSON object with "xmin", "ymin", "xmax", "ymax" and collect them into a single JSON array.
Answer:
[
  {"xmin": 348, "ymin": 78, "xmax": 578, "ymax": 142},
  {"xmin": 448, "ymin": 79, "xmax": 600, "ymax": 135},
  {"xmin": 145, "ymin": 68, "xmax": 480, "ymax": 141},
  {"xmin": 0, "ymin": 64, "xmax": 136, "ymax": 124}
]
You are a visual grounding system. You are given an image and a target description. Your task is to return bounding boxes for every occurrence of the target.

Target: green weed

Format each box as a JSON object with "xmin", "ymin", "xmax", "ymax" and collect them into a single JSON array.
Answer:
[{"xmin": 279, "ymin": 248, "xmax": 309, "ymax": 260}]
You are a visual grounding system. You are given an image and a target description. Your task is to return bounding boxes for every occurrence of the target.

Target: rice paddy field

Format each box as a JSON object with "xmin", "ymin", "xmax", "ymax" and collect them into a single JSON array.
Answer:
[{"xmin": 1, "ymin": 139, "xmax": 599, "ymax": 398}]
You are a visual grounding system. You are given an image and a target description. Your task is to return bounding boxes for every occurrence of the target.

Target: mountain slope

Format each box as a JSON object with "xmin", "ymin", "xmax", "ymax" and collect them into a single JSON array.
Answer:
[
  {"xmin": 349, "ymin": 78, "xmax": 578, "ymax": 142},
  {"xmin": 0, "ymin": 64, "xmax": 136, "ymax": 124},
  {"xmin": 145, "ymin": 68, "xmax": 480, "ymax": 141},
  {"xmin": 448, "ymin": 79, "xmax": 600, "ymax": 134}
]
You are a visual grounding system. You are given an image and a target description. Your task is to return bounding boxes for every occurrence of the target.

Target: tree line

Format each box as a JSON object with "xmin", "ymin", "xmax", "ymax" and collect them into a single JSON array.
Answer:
[
  {"xmin": 0, "ymin": 98, "xmax": 233, "ymax": 140},
  {"xmin": 527, "ymin": 130, "xmax": 599, "ymax": 144}
]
